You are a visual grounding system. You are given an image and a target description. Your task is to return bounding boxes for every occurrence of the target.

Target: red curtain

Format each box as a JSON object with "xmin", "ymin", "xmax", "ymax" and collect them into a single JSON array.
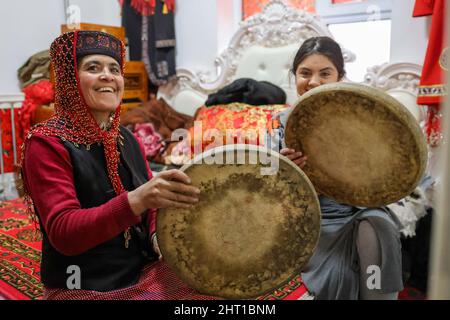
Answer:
[{"xmin": 413, "ymin": 0, "xmax": 447, "ymax": 146}]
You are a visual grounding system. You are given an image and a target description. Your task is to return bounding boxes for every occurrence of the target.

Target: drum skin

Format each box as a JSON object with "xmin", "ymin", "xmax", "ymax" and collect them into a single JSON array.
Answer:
[
  {"xmin": 157, "ymin": 144, "xmax": 321, "ymax": 299},
  {"xmin": 285, "ymin": 82, "xmax": 428, "ymax": 207}
]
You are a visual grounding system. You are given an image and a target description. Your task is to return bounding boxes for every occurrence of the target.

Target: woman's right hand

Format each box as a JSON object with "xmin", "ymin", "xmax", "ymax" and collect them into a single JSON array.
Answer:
[{"xmin": 127, "ymin": 169, "xmax": 200, "ymax": 216}]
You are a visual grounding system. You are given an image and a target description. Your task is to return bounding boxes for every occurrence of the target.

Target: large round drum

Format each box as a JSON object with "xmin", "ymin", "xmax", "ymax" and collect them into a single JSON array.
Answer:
[
  {"xmin": 285, "ymin": 82, "xmax": 428, "ymax": 207},
  {"xmin": 157, "ymin": 144, "xmax": 321, "ymax": 299}
]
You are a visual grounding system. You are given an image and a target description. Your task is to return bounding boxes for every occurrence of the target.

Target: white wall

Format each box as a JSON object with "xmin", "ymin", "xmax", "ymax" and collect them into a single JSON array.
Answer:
[
  {"xmin": 217, "ymin": 0, "xmax": 242, "ymax": 54},
  {"xmin": 68, "ymin": 0, "xmax": 121, "ymax": 27},
  {"xmin": 0, "ymin": 0, "xmax": 65, "ymax": 93},
  {"xmin": 174, "ymin": 0, "xmax": 218, "ymax": 73},
  {"xmin": 174, "ymin": 0, "xmax": 241, "ymax": 77},
  {"xmin": 0, "ymin": 0, "xmax": 242, "ymax": 95},
  {"xmin": 0, "ymin": 0, "xmax": 122, "ymax": 95},
  {"xmin": 390, "ymin": 0, "xmax": 430, "ymax": 65}
]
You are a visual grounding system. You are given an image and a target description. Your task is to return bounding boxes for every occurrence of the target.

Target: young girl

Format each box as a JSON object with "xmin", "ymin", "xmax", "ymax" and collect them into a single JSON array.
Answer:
[{"xmin": 274, "ymin": 36, "xmax": 403, "ymax": 300}]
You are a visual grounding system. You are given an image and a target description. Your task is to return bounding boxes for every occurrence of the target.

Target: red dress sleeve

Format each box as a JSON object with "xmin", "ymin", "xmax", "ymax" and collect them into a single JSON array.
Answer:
[{"xmin": 22, "ymin": 133, "xmax": 141, "ymax": 256}]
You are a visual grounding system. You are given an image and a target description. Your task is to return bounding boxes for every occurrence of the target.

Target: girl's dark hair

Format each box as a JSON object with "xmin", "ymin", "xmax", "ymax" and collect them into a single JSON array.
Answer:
[{"xmin": 291, "ymin": 36, "xmax": 346, "ymax": 79}]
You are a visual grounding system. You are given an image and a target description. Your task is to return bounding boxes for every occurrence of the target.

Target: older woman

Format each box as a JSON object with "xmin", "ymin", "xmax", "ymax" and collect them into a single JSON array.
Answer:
[
  {"xmin": 272, "ymin": 36, "xmax": 404, "ymax": 300},
  {"xmin": 21, "ymin": 31, "xmax": 212, "ymax": 300}
]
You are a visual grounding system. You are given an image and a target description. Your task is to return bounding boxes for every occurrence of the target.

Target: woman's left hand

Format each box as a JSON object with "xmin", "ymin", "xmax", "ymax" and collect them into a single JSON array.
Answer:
[{"xmin": 280, "ymin": 148, "xmax": 307, "ymax": 169}]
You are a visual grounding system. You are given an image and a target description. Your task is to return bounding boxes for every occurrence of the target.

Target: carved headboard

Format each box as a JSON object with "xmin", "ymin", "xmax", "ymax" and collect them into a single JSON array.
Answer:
[
  {"xmin": 157, "ymin": 0, "xmax": 355, "ymax": 116},
  {"xmin": 158, "ymin": 0, "xmax": 424, "ymax": 129},
  {"xmin": 363, "ymin": 62, "xmax": 425, "ymax": 124}
]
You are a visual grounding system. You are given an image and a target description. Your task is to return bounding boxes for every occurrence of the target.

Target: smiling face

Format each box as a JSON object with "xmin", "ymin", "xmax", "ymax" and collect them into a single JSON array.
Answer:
[
  {"xmin": 78, "ymin": 54, "xmax": 124, "ymax": 125},
  {"xmin": 295, "ymin": 53, "xmax": 340, "ymax": 96}
]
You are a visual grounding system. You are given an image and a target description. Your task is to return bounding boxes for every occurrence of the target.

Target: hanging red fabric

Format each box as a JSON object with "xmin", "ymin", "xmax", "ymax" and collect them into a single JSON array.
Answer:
[
  {"xmin": 118, "ymin": 0, "xmax": 155, "ymax": 16},
  {"xmin": 413, "ymin": 0, "xmax": 447, "ymax": 146},
  {"xmin": 164, "ymin": 0, "xmax": 175, "ymax": 12},
  {"xmin": 414, "ymin": 0, "xmax": 447, "ymax": 105},
  {"xmin": 412, "ymin": 0, "xmax": 434, "ymax": 17},
  {"xmin": 119, "ymin": 0, "xmax": 175, "ymax": 16}
]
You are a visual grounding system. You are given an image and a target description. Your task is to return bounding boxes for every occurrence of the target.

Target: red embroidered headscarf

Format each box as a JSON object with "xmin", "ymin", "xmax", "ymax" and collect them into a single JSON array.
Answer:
[{"xmin": 24, "ymin": 30, "xmax": 126, "ymax": 195}]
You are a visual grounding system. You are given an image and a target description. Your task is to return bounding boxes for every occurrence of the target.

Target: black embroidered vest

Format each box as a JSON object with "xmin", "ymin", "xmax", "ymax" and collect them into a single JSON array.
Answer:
[{"xmin": 39, "ymin": 126, "xmax": 157, "ymax": 291}]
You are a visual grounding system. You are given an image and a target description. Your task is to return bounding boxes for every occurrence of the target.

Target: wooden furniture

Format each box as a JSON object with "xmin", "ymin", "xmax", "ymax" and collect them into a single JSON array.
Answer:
[
  {"xmin": 122, "ymin": 61, "xmax": 149, "ymax": 113},
  {"xmin": 33, "ymin": 103, "xmax": 55, "ymax": 126}
]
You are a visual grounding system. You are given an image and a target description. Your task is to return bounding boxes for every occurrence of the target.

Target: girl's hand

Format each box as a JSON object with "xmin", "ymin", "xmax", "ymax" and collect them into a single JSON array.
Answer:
[{"xmin": 280, "ymin": 148, "xmax": 307, "ymax": 169}]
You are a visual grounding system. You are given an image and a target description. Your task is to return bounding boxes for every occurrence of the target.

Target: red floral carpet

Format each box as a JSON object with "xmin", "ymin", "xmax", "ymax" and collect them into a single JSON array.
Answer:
[
  {"xmin": 0, "ymin": 198, "xmax": 43, "ymax": 300},
  {"xmin": 0, "ymin": 198, "xmax": 426, "ymax": 300}
]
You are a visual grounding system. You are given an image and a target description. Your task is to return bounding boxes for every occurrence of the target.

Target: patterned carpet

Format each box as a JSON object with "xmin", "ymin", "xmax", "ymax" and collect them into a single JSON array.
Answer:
[
  {"xmin": 0, "ymin": 198, "xmax": 43, "ymax": 300},
  {"xmin": 0, "ymin": 197, "xmax": 426, "ymax": 300}
]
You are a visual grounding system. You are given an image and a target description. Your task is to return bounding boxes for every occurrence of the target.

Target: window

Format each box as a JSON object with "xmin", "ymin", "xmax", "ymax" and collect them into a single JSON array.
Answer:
[{"xmin": 329, "ymin": 19, "xmax": 391, "ymax": 82}]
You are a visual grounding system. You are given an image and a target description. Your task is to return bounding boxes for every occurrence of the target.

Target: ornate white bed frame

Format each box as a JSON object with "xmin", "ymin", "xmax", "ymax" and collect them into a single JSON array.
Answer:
[
  {"xmin": 363, "ymin": 62, "xmax": 425, "ymax": 124},
  {"xmin": 158, "ymin": 0, "xmax": 355, "ymax": 115},
  {"xmin": 157, "ymin": 0, "xmax": 424, "ymax": 125}
]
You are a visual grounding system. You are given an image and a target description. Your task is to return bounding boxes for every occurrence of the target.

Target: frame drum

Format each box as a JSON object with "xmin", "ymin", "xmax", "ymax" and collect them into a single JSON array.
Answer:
[
  {"xmin": 285, "ymin": 82, "xmax": 428, "ymax": 207},
  {"xmin": 157, "ymin": 144, "xmax": 321, "ymax": 299}
]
